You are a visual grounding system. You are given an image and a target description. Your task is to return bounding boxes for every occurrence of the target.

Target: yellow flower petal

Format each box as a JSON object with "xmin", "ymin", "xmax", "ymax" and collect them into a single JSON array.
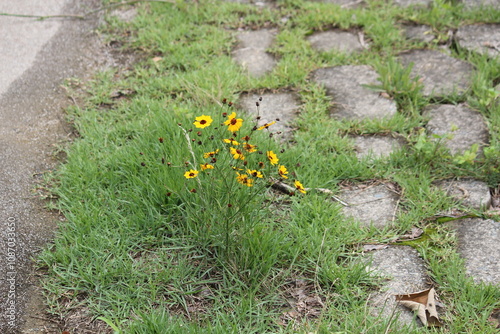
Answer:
[
  {"xmin": 266, "ymin": 151, "xmax": 279, "ymax": 165},
  {"xmin": 243, "ymin": 142, "xmax": 257, "ymax": 153},
  {"xmin": 224, "ymin": 112, "xmax": 243, "ymax": 132},
  {"xmin": 230, "ymin": 147, "xmax": 245, "ymax": 160},
  {"xmin": 257, "ymin": 121, "xmax": 276, "ymax": 130},
  {"xmin": 203, "ymin": 149, "xmax": 219, "ymax": 158},
  {"xmin": 200, "ymin": 163, "xmax": 214, "ymax": 171},
  {"xmin": 278, "ymin": 165, "xmax": 288, "ymax": 179},
  {"xmin": 193, "ymin": 115, "xmax": 213, "ymax": 129},
  {"xmin": 184, "ymin": 169, "xmax": 199, "ymax": 179},
  {"xmin": 294, "ymin": 180, "xmax": 306, "ymax": 194},
  {"xmin": 246, "ymin": 169, "xmax": 263, "ymax": 178},
  {"xmin": 223, "ymin": 138, "xmax": 240, "ymax": 145},
  {"xmin": 236, "ymin": 172, "xmax": 253, "ymax": 187}
]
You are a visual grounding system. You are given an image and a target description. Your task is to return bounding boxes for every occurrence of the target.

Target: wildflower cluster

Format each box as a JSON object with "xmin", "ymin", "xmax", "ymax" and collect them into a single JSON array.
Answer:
[{"xmin": 182, "ymin": 101, "xmax": 306, "ymax": 195}]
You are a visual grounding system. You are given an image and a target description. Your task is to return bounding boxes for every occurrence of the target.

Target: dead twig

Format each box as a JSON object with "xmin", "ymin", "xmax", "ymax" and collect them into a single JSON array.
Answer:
[{"xmin": 270, "ymin": 179, "xmax": 349, "ymax": 205}]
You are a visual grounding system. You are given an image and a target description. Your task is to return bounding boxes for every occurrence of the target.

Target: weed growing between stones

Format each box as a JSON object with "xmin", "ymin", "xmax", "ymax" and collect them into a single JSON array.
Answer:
[{"xmin": 158, "ymin": 99, "xmax": 306, "ymax": 264}]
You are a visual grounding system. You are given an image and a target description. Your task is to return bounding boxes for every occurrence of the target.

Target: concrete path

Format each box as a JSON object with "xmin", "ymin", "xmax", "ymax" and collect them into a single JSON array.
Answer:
[{"xmin": 0, "ymin": 1, "xmax": 102, "ymax": 332}]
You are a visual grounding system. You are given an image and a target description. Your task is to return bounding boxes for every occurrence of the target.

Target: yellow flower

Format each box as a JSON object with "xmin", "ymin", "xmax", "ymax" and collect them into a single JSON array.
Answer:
[
  {"xmin": 224, "ymin": 112, "xmax": 243, "ymax": 132},
  {"xmin": 243, "ymin": 142, "xmax": 257, "ymax": 153},
  {"xmin": 193, "ymin": 115, "xmax": 213, "ymax": 129},
  {"xmin": 223, "ymin": 138, "xmax": 240, "ymax": 145},
  {"xmin": 294, "ymin": 180, "xmax": 306, "ymax": 194},
  {"xmin": 278, "ymin": 165, "xmax": 288, "ymax": 179},
  {"xmin": 203, "ymin": 149, "xmax": 219, "ymax": 158},
  {"xmin": 230, "ymin": 147, "xmax": 245, "ymax": 160},
  {"xmin": 236, "ymin": 172, "xmax": 253, "ymax": 187},
  {"xmin": 184, "ymin": 169, "xmax": 199, "ymax": 179},
  {"xmin": 266, "ymin": 151, "xmax": 279, "ymax": 165},
  {"xmin": 247, "ymin": 169, "xmax": 263, "ymax": 178},
  {"xmin": 257, "ymin": 121, "xmax": 276, "ymax": 130},
  {"xmin": 200, "ymin": 163, "xmax": 214, "ymax": 171}
]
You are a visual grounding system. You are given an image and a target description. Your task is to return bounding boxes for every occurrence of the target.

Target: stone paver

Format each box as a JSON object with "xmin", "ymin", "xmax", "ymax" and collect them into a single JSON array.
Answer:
[
  {"xmin": 340, "ymin": 183, "xmax": 400, "ymax": 228},
  {"xmin": 232, "ymin": 29, "xmax": 277, "ymax": 77},
  {"xmin": 436, "ymin": 179, "xmax": 492, "ymax": 209},
  {"xmin": 424, "ymin": 104, "xmax": 489, "ymax": 155},
  {"xmin": 398, "ymin": 49, "xmax": 474, "ymax": 97},
  {"xmin": 307, "ymin": 30, "xmax": 365, "ymax": 53},
  {"xmin": 367, "ymin": 246, "xmax": 430, "ymax": 325},
  {"xmin": 353, "ymin": 135, "xmax": 404, "ymax": 159},
  {"xmin": 456, "ymin": 24, "xmax": 500, "ymax": 59},
  {"xmin": 403, "ymin": 25, "xmax": 435, "ymax": 43},
  {"xmin": 449, "ymin": 218, "xmax": 500, "ymax": 285},
  {"xmin": 462, "ymin": 0, "xmax": 500, "ymax": 9},
  {"xmin": 311, "ymin": 65, "xmax": 397, "ymax": 120},
  {"xmin": 238, "ymin": 92, "xmax": 300, "ymax": 135}
]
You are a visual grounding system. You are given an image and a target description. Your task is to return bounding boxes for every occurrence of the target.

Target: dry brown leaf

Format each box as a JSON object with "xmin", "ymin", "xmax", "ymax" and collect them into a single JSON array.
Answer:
[
  {"xmin": 398, "ymin": 300, "xmax": 427, "ymax": 324},
  {"xmin": 395, "ymin": 288, "xmax": 443, "ymax": 327},
  {"xmin": 152, "ymin": 56, "xmax": 163, "ymax": 62}
]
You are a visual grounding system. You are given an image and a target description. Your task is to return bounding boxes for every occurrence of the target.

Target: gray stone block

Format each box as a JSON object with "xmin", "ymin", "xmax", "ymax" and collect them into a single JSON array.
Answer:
[
  {"xmin": 307, "ymin": 30, "xmax": 365, "ymax": 54},
  {"xmin": 456, "ymin": 24, "xmax": 500, "ymax": 59},
  {"xmin": 311, "ymin": 65, "xmax": 397, "ymax": 120},
  {"xmin": 449, "ymin": 218, "xmax": 500, "ymax": 285},
  {"xmin": 398, "ymin": 49, "xmax": 474, "ymax": 97},
  {"xmin": 403, "ymin": 25, "xmax": 435, "ymax": 43},
  {"xmin": 462, "ymin": 0, "xmax": 500, "ymax": 9},
  {"xmin": 436, "ymin": 179, "xmax": 492, "ymax": 209},
  {"xmin": 232, "ymin": 29, "xmax": 277, "ymax": 77},
  {"xmin": 238, "ymin": 92, "xmax": 300, "ymax": 135},
  {"xmin": 339, "ymin": 183, "xmax": 400, "ymax": 228},
  {"xmin": 353, "ymin": 135, "xmax": 404, "ymax": 159},
  {"xmin": 424, "ymin": 104, "xmax": 489, "ymax": 155}
]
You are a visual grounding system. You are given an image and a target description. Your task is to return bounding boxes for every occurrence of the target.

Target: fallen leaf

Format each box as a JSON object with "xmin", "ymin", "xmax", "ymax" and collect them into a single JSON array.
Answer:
[
  {"xmin": 152, "ymin": 56, "xmax": 163, "ymax": 62},
  {"xmin": 488, "ymin": 308, "xmax": 500, "ymax": 329},
  {"xmin": 395, "ymin": 288, "xmax": 442, "ymax": 327}
]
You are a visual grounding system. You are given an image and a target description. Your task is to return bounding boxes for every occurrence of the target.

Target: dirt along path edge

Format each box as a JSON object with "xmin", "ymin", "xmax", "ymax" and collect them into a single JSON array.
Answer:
[{"xmin": 0, "ymin": 1, "xmax": 113, "ymax": 332}]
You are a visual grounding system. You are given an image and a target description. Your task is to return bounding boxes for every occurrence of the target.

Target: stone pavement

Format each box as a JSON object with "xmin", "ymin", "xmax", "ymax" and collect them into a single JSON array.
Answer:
[{"xmin": 231, "ymin": 0, "xmax": 500, "ymax": 327}]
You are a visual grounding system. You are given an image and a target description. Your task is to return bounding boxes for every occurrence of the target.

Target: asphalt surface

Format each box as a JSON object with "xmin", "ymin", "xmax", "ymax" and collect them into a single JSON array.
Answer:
[{"xmin": 0, "ymin": 1, "xmax": 102, "ymax": 332}]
